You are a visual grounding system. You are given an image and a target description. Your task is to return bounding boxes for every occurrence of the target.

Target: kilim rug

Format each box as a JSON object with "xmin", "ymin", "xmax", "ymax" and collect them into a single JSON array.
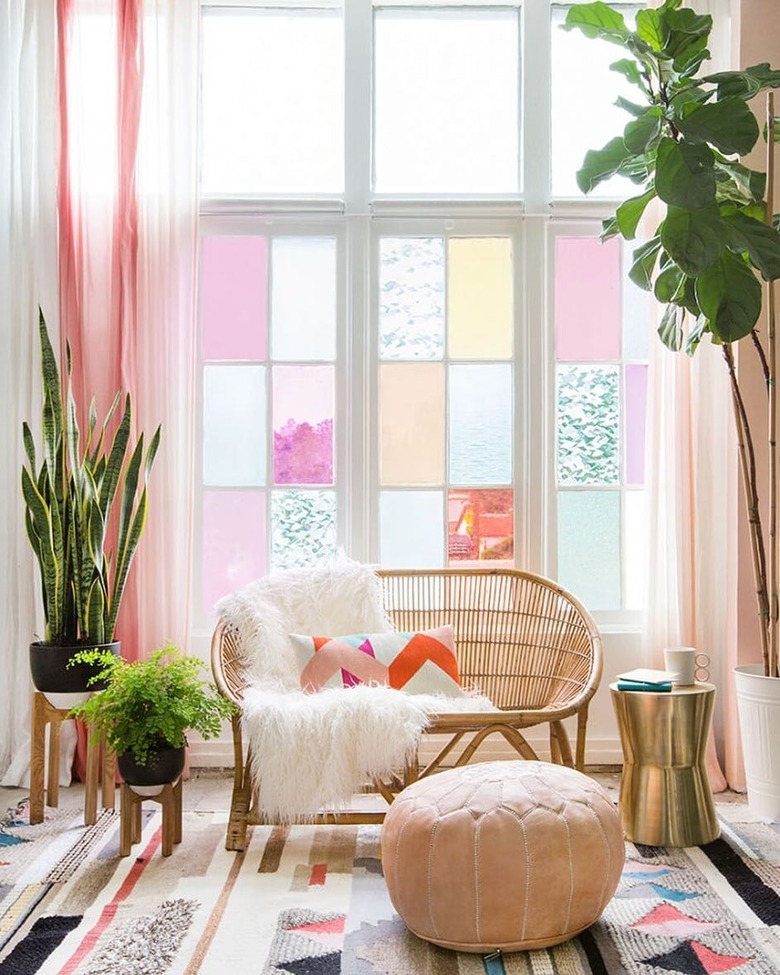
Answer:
[{"xmin": 3, "ymin": 796, "xmax": 780, "ymax": 974}]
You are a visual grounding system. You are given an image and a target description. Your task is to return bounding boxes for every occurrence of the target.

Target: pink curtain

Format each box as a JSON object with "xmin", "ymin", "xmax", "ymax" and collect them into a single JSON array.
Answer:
[{"xmin": 56, "ymin": 0, "xmax": 199, "ymax": 778}]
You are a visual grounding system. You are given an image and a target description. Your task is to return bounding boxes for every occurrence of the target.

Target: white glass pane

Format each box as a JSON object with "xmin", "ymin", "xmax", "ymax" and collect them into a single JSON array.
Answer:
[
  {"xmin": 557, "ymin": 491, "xmax": 621, "ymax": 611},
  {"xmin": 624, "ymin": 489, "xmax": 646, "ymax": 611},
  {"xmin": 201, "ymin": 10, "xmax": 343, "ymax": 194},
  {"xmin": 449, "ymin": 365, "xmax": 512, "ymax": 484},
  {"xmin": 380, "ymin": 491, "xmax": 444, "ymax": 568},
  {"xmin": 374, "ymin": 9, "xmax": 519, "ymax": 193},
  {"xmin": 551, "ymin": 5, "xmax": 641, "ymax": 198},
  {"xmin": 203, "ymin": 365, "xmax": 266, "ymax": 486},
  {"xmin": 622, "ymin": 239, "xmax": 652, "ymax": 360},
  {"xmin": 271, "ymin": 238, "xmax": 337, "ymax": 360}
]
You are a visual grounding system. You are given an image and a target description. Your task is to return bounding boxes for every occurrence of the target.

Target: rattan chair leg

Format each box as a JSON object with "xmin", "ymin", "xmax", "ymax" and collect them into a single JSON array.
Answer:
[{"xmin": 575, "ymin": 707, "xmax": 589, "ymax": 772}]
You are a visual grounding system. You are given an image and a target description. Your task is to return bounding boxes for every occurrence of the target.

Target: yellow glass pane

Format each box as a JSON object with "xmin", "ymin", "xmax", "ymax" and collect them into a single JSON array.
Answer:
[
  {"xmin": 380, "ymin": 363, "xmax": 445, "ymax": 486},
  {"xmin": 448, "ymin": 238, "xmax": 513, "ymax": 359}
]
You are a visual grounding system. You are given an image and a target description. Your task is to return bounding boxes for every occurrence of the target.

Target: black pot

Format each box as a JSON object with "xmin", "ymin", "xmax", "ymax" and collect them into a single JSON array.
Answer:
[
  {"xmin": 29, "ymin": 641, "xmax": 120, "ymax": 694},
  {"xmin": 117, "ymin": 746, "xmax": 186, "ymax": 787}
]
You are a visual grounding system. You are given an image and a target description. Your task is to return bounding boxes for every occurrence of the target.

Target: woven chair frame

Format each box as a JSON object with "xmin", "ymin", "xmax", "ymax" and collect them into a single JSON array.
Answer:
[{"xmin": 211, "ymin": 567, "xmax": 603, "ymax": 850}]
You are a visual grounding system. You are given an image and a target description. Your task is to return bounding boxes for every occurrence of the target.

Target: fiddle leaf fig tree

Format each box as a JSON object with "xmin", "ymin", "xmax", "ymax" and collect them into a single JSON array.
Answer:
[{"xmin": 564, "ymin": 0, "xmax": 780, "ymax": 675}]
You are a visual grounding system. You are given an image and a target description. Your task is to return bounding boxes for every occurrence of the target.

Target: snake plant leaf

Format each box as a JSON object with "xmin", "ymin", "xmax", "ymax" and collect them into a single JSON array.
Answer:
[
  {"xmin": 107, "ymin": 486, "xmax": 148, "ymax": 641},
  {"xmin": 660, "ymin": 205, "xmax": 724, "ymax": 275},
  {"xmin": 655, "ymin": 137, "xmax": 716, "ymax": 210},
  {"xmin": 22, "ymin": 422, "xmax": 36, "ymax": 472},
  {"xmin": 694, "ymin": 251, "xmax": 762, "ymax": 342},
  {"xmin": 616, "ymin": 187, "xmax": 656, "ymax": 240},
  {"xmin": 629, "ymin": 236, "xmax": 663, "ymax": 290},
  {"xmin": 145, "ymin": 426, "xmax": 161, "ymax": 479},
  {"xmin": 562, "ymin": 2, "xmax": 630, "ymax": 44},
  {"xmin": 676, "ymin": 97, "xmax": 759, "ymax": 156},
  {"xmin": 85, "ymin": 579, "xmax": 106, "ymax": 646},
  {"xmin": 704, "ymin": 63, "xmax": 780, "ymax": 101},
  {"xmin": 88, "ymin": 391, "xmax": 121, "ymax": 468},
  {"xmin": 657, "ymin": 303, "xmax": 684, "ymax": 351},
  {"xmin": 721, "ymin": 209, "xmax": 780, "ymax": 281},
  {"xmin": 100, "ymin": 397, "xmax": 132, "ymax": 520},
  {"xmin": 21, "ymin": 466, "xmax": 61, "ymax": 639}
]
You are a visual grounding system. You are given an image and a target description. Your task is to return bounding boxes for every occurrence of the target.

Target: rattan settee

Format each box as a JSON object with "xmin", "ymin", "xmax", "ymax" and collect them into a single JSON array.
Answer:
[{"xmin": 211, "ymin": 567, "xmax": 602, "ymax": 849}]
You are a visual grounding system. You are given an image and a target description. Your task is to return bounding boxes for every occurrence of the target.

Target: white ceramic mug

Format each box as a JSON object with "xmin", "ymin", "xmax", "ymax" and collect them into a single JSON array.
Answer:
[{"xmin": 664, "ymin": 646, "xmax": 710, "ymax": 685}]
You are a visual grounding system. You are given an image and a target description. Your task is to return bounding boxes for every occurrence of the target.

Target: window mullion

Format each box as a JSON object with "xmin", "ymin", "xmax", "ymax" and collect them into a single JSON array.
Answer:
[
  {"xmin": 522, "ymin": 0, "xmax": 552, "ymax": 212},
  {"xmin": 344, "ymin": 0, "xmax": 373, "ymax": 213}
]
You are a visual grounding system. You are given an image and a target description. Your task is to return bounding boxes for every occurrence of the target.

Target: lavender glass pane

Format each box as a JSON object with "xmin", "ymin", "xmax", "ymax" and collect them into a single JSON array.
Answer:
[
  {"xmin": 379, "ymin": 238, "xmax": 445, "ymax": 360},
  {"xmin": 202, "ymin": 490, "xmax": 266, "ymax": 615},
  {"xmin": 201, "ymin": 237, "xmax": 267, "ymax": 361},
  {"xmin": 557, "ymin": 366, "xmax": 619, "ymax": 485},
  {"xmin": 555, "ymin": 237, "xmax": 621, "ymax": 361},
  {"xmin": 625, "ymin": 364, "xmax": 648, "ymax": 486},
  {"xmin": 273, "ymin": 365, "xmax": 334, "ymax": 485},
  {"xmin": 271, "ymin": 238, "xmax": 337, "ymax": 361},
  {"xmin": 624, "ymin": 489, "xmax": 646, "ymax": 611},
  {"xmin": 448, "ymin": 489, "xmax": 514, "ymax": 566},
  {"xmin": 449, "ymin": 364, "xmax": 512, "ymax": 484},
  {"xmin": 557, "ymin": 491, "xmax": 620, "ymax": 611},
  {"xmin": 271, "ymin": 490, "xmax": 337, "ymax": 570},
  {"xmin": 203, "ymin": 365, "xmax": 266, "ymax": 486},
  {"xmin": 622, "ymin": 239, "xmax": 651, "ymax": 360},
  {"xmin": 380, "ymin": 491, "xmax": 444, "ymax": 568}
]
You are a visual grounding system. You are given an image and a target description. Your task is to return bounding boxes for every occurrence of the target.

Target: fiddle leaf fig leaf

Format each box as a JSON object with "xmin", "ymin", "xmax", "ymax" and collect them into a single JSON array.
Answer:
[
  {"xmin": 658, "ymin": 303, "xmax": 684, "ymax": 351},
  {"xmin": 655, "ymin": 137, "xmax": 716, "ymax": 209},
  {"xmin": 601, "ymin": 215, "xmax": 620, "ymax": 241},
  {"xmin": 576, "ymin": 136, "xmax": 634, "ymax": 193},
  {"xmin": 722, "ymin": 209, "xmax": 780, "ymax": 280},
  {"xmin": 663, "ymin": 8, "xmax": 712, "ymax": 68},
  {"xmin": 636, "ymin": 8, "xmax": 668, "ymax": 52},
  {"xmin": 660, "ymin": 205, "xmax": 724, "ymax": 275},
  {"xmin": 676, "ymin": 97, "xmax": 759, "ymax": 155},
  {"xmin": 695, "ymin": 251, "xmax": 762, "ymax": 342},
  {"xmin": 704, "ymin": 63, "xmax": 780, "ymax": 100},
  {"xmin": 685, "ymin": 314, "xmax": 709, "ymax": 355},
  {"xmin": 616, "ymin": 188, "xmax": 656, "ymax": 240},
  {"xmin": 713, "ymin": 156, "xmax": 766, "ymax": 202},
  {"xmin": 629, "ymin": 236, "xmax": 662, "ymax": 291},
  {"xmin": 611, "ymin": 60, "xmax": 645, "ymax": 91},
  {"xmin": 623, "ymin": 109, "xmax": 663, "ymax": 154},
  {"xmin": 654, "ymin": 263, "xmax": 686, "ymax": 303},
  {"xmin": 615, "ymin": 93, "xmax": 649, "ymax": 117},
  {"xmin": 562, "ymin": 2, "xmax": 630, "ymax": 43}
]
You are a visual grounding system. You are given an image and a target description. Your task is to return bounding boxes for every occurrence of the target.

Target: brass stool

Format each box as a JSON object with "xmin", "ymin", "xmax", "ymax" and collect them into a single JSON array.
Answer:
[
  {"xmin": 29, "ymin": 691, "xmax": 116, "ymax": 826},
  {"xmin": 119, "ymin": 778, "xmax": 183, "ymax": 857}
]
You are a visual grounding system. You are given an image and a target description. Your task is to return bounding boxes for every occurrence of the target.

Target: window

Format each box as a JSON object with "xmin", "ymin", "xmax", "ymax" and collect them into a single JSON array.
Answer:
[{"xmin": 196, "ymin": 0, "xmax": 647, "ymax": 627}]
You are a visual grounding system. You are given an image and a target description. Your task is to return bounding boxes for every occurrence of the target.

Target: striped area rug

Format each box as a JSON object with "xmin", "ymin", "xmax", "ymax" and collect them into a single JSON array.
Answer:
[{"xmin": 2, "ymin": 798, "xmax": 780, "ymax": 974}]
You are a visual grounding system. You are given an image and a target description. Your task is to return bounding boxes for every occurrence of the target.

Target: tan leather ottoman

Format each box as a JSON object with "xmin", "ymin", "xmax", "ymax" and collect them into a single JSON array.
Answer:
[{"xmin": 380, "ymin": 760, "xmax": 624, "ymax": 953}]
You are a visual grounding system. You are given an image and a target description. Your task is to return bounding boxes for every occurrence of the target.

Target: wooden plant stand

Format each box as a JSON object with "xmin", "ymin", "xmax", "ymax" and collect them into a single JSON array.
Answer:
[{"xmin": 119, "ymin": 778, "xmax": 183, "ymax": 857}]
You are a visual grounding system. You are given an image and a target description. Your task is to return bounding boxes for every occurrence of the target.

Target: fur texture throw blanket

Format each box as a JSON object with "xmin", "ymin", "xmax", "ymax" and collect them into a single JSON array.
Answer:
[{"xmin": 215, "ymin": 559, "xmax": 491, "ymax": 821}]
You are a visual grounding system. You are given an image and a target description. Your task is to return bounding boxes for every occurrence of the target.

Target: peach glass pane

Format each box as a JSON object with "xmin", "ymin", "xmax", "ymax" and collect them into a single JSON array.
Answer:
[
  {"xmin": 448, "ymin": 489, "xmax": 514, "ymax": 566},
  {"xmin": 448, "ymin": 238, "xmax": 513, "ymax": 359},
  {"xmin": 555, "ymin": 237, "xmax": 621, "ymax": 361},
  {"xmin": 380, "ymin": 363, "xmax": 444, "ymax": 486},
  {"xmin": 202, "ymin": 490, "xmax": 266, "ymax": 615},
  {"xmin": 201, "ymin": 237, "xmax": 267, "ymax": 361},
  {"xmin": 273, "ymin": 365, "xmax": 334, "ymax": 485},
  {"xmin": 625, "ymin": 364, "xmax": 647, "ymax": 486}
]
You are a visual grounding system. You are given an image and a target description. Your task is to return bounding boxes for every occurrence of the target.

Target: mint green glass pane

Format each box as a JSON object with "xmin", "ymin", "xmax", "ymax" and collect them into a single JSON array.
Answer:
[
  {"xmin": 557, "ymin": 366, "xmax": 619, "ymax": 485},
  {"xmin": 449, "ymin": 364, "xmax": 512, "ymax": 484},
  {"xmin": 271, "ymin": 237, "xmax": 337, "ymax": 361},
  {"xmin": 380, "ymin": 491, "xmax": 444, "ymax": 568},
  {"xmin": 558, "ymin": 491, "xmax": 620, "ymax": 611},
  {"xmin": 379, "ymin": 238, "xmax": 445, "ymax": 360},
  {"xmin": 271, "ymin": 490, "xmax": 337, "ymax": 570},
  {"xmin": 204, "ymin": 365, "xmax": 266, "ymax": 486}
]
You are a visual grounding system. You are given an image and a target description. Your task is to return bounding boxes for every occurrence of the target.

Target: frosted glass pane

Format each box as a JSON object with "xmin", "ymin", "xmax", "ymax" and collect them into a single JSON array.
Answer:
[
  {"xmin": 201, "ymin": 237, "xmax": 268, "ymax": 361},
  {"xmin": 379, "ymin": 238, "xmax": 445, "ymax": 360},
  {"xmin": 449, "ymin": 365, "xmax": 512, "ymax": 484},
  {"xmin": 273, "ymin": 365, "xmax": 334, "ymax": 485},
  {"xmin": 204, "ymin": 366, "xmax": 266, "ymax": 486},
  {"xmin": 551, "ymin": 5, "xmax": 641, "ymax": 198},
  {"xmin": 271, "ymin": 238, "xmax": 337, "ymax": 361},
  {"xmin": 271, "ymin": 490, "xmax": 337, "ymax": 570},
  {"xmin": 448, "ymin": 489, "xmax": 514, "ymax": 566},
  {"xmin": 555, "ymin": 238, "xmax": 621, "ymax": 361},
  {"xmin": 374, "ymin": 10, "xmax": 519, "ymax": 193},
  {"xmin": 448, "ymin": 239, "xmax": 513, "ymax": 359},
  {"xmin": 625, "ymin": 364, "xmax": 648, "ymax": 486},
  {"xmin": 202, "ymin": 491, "xmax": 266, "ymax": 615},
  {"xmin": 624, "ymin": 490, "xmax": 647, "ymax": 611},
  {"xmin": 201, "ymin": 11, "xmax": 343, "ymax": 194},
  {"xmin": 557, "ymin": 366, "xmax": 619, "ymax": 485},
  {"xmin": 557, "ymin": 491, "xmax": 620, "ymax": 611},
  {"xmin": 380, "ymin": 363, "xmax": 445, "ymax": 486},
  {"xmin": 381, "ymin": 491, "xmax": 444, "ymax": 568},
  {"xmin": 622, "ymin": 239, "xmax": 651, "ymax": 360}
]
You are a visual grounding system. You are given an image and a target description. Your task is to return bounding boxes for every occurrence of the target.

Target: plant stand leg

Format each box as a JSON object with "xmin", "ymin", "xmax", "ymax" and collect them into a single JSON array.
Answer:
[
  {"xmin": 119, "ymin": 784, "xmax": 134, "ymax": 856},
  {"xmin": 46, "ymin": 710, "xmax": 61, "ymax": 810},
  {"xmin": 173, "ymin": 779, "xmax": 183, "ymax": 845},
  {"xmin": 29, "ymin": 693, "xmax": 48, "ymax": 825},
  {"xmin": 161, "ymin": 784, "xmax": 175, "ymax": 857},
  {"xmin": 102, "ymin": 748, "xmax": 116, "ymax": 810},
  {"xmin": 84, "ymin": 731, "xmax": 99, "ymax": 825}
]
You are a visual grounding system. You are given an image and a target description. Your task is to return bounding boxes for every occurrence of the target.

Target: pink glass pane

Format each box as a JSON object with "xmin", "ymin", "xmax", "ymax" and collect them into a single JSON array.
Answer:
[
  {"xmin": 625, "ymin": 364, "xmax": 648, "ymax": 486},
  {"xmin": 201, "ymin": 236, "xmax": 268, "ymax": 361},
  {"xmin": 273, "ymin": 365, "xmax": 334, "ymax": 485},
  {"xmin": 447, "ymin": 489, "xmax": 514, "ymax": 566},
  {"xmin": 202, "ymin": 490, "xmax": 266, "ymax": 614},
  {"xmin": 555, "ymin": 237, "xmax": 621, "ymax": 361}
]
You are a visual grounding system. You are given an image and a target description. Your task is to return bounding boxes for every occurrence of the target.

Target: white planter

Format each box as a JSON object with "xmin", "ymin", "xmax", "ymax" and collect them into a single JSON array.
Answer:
[{"xmin": 734, "ymin": 663, "xmax": 780, "ymax": 819}]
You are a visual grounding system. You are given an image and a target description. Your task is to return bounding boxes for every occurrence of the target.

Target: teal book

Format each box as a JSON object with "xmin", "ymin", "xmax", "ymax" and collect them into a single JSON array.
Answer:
[{"xmin": 616, "ymin": 680, "xmax": 673, "ymax": 692}]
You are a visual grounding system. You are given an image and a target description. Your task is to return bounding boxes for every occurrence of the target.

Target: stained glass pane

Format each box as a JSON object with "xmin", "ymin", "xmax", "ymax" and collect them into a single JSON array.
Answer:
[
  {"xmin": 624, "ymin": 490, "xmax": 646, "ymax": 611},
  {"xmin": 557, "ymin": 366, "xmax": 619, "ymax": 486},
  {"xmin": 557, "ymin": 491, "xmax": 621, "ymax": 611},
  {"xmin": 271, "ymin": 238, "xmax": 337, "ymax": 361},
  {"xmin": 448, "ymin": 238, "xmax": 513, "ymax": 360},
  {"xmin": 555, "ymin": 237, "xmax": 621, "ymax": 361},
  {"xmin": 201, "ymin": 10, "xmax": 343, "ymax": 194},
  {"xmin": 448, "ymin": 489, "xmax": 514, "ymax": 566},
  {"xmin": 202, "ymin": 490, "xmax": 266, "ymax": 615},
  {"xmin": 374, "ymin": 9, "xmax": 519, "ymax": 193},
  {"xmin": 625, "ymin": 364, "xmax": 648, "ymax": 486},
  {"xmin": 623, "ymin": 239, "xmax": 651, "ymax": 360},
  {"xmin": 381, "ymin": 491, "xmax": 444, "ymax": 568},
  {"xmin": 380, "ymin": 363, "xmax": 445, "ymax": 486},
  {"xmin": 449, "ymin": 364, "xmax": 512, "ymax": 484},
  {"xmin": 379, "ymin": 238, "xmax": 445, "ymax": 360},
  {"xmin": 201, "ymin": 237, "xmax": 268, "ymax": 362},
  {"xmin": 271, "ymin": 490, "xmax": 337, "ymax": 569},
  {"xmin": 204, "ymin": 365, "xmax": 266, "ymax": 486},
  {"xmin": 273, "ymin": 365, "xmax": 334, "ymax": 485}
]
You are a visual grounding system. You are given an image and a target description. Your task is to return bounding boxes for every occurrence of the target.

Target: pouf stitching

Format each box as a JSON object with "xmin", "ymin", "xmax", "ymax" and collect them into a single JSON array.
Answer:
[{"xmin": 426, "ymin": 817, "xmax": 442, "ymax": 940}]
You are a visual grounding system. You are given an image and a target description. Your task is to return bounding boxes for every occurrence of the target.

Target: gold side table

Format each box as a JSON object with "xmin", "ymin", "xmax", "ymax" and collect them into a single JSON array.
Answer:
[{"xmin": 610, "ymin": 681, "xmax": 719, "ymax": 847}]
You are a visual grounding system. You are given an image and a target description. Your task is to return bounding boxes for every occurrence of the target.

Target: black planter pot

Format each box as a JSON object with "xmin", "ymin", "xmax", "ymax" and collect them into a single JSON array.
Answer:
[
  {"xmin": 29, "ymin": 641, "xmax": 120, "ymax": 694},
  {"xmin": 117, "ymin": 746, "xmax": 186, "ymax": 787}
]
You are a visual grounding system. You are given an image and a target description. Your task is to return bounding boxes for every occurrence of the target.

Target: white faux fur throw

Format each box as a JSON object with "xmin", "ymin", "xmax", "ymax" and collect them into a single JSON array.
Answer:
[{"xmin": 215, "ymin": 558, "xmax": 492, "ymax": 821}]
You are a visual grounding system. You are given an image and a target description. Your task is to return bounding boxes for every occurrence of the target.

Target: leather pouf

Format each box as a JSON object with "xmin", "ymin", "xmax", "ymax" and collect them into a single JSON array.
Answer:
[{"xmin": 380, "ymin": 760, "xmax": 625, "ymax": 953}]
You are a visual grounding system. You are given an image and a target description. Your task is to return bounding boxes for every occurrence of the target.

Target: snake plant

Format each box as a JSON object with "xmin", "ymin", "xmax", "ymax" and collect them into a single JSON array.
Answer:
[{"xmin": 21, "ymin": 310, "xmax": 160, "ymax": 646}]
